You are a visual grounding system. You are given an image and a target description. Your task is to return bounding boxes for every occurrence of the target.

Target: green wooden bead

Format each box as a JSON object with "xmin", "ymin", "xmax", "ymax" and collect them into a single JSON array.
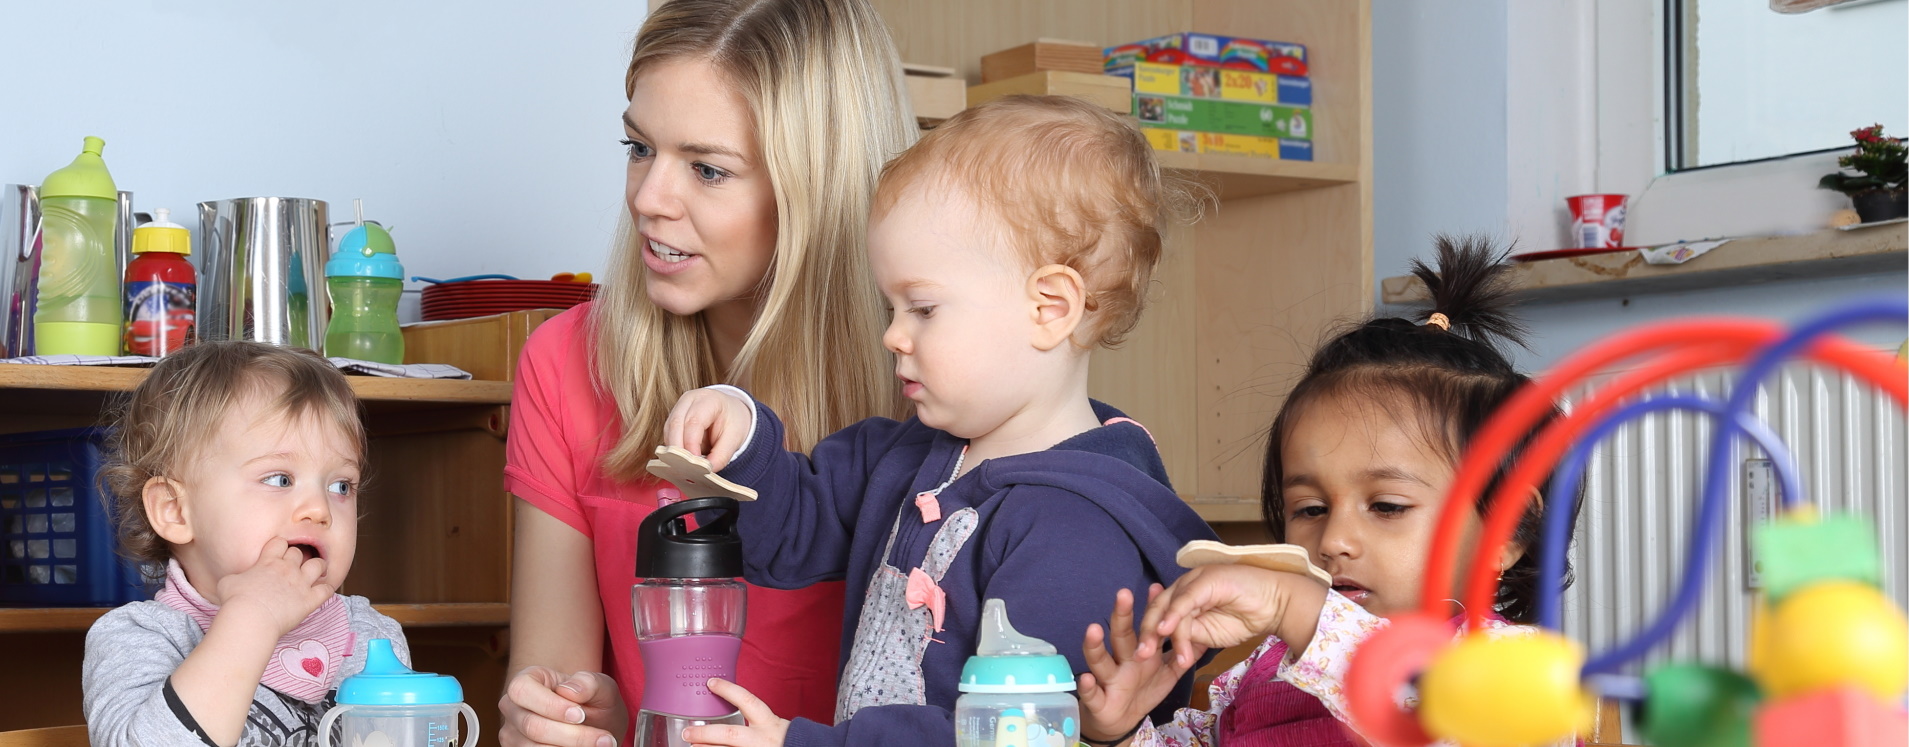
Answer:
[
  {"xmin": 1638, "ymin": 665, "xmax": 1762, "ymax": 747},
  {"xmin": 1754, "ymin": 514, "xmax": 1881, "ymax": 602}
]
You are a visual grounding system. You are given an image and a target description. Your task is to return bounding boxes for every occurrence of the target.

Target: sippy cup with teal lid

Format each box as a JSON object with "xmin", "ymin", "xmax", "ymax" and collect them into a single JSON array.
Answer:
[
  {"xmin": 323, "ymin": 206, "xmax": 405, "ymax": 364},
  {"xmin": 954, "ymin": 599, "xmax": 1081, "ymax": 747},
  {"xmin": 318, "ymin": 639, "xmax": 478, "ymax": 747}
]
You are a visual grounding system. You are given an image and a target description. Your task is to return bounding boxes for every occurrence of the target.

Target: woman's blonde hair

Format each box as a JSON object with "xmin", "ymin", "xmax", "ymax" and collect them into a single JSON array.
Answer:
[{"xmin": 593, "ymin": 0, "xmax": 916, "ymax": 479}]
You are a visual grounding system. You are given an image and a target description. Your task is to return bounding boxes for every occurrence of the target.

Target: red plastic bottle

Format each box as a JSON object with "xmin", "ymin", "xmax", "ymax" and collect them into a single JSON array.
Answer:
[{"xmin": 123, "ymin": 208, "xmax": 195, "ymax": 356}]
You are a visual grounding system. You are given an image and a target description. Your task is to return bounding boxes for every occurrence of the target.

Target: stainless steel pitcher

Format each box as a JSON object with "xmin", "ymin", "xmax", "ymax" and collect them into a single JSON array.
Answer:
[{"xmin": 196, "ymin": 197, "xmax": 329, "ymax": 350}]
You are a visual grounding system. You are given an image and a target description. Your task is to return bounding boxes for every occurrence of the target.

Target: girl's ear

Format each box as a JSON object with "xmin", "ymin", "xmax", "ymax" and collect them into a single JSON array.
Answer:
[
  {"xmin": 1026, "ymin": 263, "xmax": 1088, "ymax": 351},
  {"xmin": 1498, "ymin": 485, "xmax": 1542, "ymax": 573},
  {"xmin": 142, "ymin": 476, "xmax": 193, "ymax": 545}
]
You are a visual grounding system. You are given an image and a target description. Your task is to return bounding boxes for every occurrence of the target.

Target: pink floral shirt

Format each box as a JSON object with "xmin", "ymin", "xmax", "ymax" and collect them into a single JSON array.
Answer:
[{"xmin": 1133, "ymin": 591, "xmax": 1538, "ymax": 747}]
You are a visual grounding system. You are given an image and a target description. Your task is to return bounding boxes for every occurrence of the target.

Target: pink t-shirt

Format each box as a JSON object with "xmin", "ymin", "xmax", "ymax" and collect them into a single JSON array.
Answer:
[{"xmin": 504, "ymin": 304, "xmax": 846, "ymax": 728}]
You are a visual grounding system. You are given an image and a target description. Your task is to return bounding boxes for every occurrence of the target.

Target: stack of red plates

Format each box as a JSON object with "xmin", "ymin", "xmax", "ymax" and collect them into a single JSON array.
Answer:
[{"xmin": 420, "ymin": 279, "xmax": 599, "ymax": 321}]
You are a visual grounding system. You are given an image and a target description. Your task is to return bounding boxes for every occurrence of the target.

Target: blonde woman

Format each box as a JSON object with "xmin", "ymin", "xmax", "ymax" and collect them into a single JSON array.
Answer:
[{"xmin": 498, "ymin": 2, "xmax": 915, "ymax": 745}]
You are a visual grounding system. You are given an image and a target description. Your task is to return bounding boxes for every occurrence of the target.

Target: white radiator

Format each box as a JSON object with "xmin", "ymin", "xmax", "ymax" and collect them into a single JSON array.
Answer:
[{"xmin": 1558, "ymin": 355, "xmax": 1908, "ymax": 676}]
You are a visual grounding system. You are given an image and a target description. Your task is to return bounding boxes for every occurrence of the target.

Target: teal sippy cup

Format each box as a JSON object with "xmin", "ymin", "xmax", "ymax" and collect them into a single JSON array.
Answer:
[
  {"xmin": 323, "ymin": 220, "xmax": 405, "ymax": 364},
  {"xmin": 954, "ymin": 599, "xmax": 1081, "ymax": 747},
  {"xmin": 318, "ymin": 639, "xmax": 478, "ymax": 747}
]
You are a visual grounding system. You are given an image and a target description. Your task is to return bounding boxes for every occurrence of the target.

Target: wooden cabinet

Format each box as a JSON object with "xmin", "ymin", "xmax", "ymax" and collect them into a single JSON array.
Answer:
[{"xmin": 0, "ymin": 310, "xmax": 557, "ymax": 744}]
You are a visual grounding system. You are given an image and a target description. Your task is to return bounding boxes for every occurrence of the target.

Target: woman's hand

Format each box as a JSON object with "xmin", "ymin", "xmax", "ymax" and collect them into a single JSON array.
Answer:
[
  {"xmin": 1140, "ymin": 564, "xmax": 1328, "ymax": 669},
  {"xmin": 664, "ymin": 388, "xmax": 754, "ymax": 470},
  {"xmin": 499, "ymin": 667, "xmax": 627, "ymax": 747},
  {"xmin": 1078, "ymin": 585, "xmax": 1191, "ymax": 746},
  {"xmin": 680, "ymin": 679, "xmax": 788, "ymax": 747}
]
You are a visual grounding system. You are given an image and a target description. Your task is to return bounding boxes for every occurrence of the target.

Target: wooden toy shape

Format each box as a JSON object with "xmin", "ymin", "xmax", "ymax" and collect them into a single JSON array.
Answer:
[
  {"xmin": 646, "ymin": 446, "xmax": 758, "ymax": 502},
  {"xmin": 1638, "ymin": 664, "xmax": 1760, "ymax": 747},
  {"xmin": 1753, "ymin": 687, "xmax": 1907, "ymax": 747},
  {"xmin": 1175, "ymin": 541, "xmax": 1331, "ymax": 586},
  {"xmin": 1753, "ymin": 513, "xmax": 1882, "ymax": 602}
]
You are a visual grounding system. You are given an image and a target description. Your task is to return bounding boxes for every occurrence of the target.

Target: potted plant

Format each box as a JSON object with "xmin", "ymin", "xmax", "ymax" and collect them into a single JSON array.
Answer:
[{"xmin": 1819, "ymin": 124, "xmax": 1907, "ymax": 224}]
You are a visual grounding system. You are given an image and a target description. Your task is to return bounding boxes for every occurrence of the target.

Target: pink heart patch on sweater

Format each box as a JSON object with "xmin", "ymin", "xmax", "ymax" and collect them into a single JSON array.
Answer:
[{"xmin": 278, "ymin": 639, "xmax": 330, "ymax": 685}]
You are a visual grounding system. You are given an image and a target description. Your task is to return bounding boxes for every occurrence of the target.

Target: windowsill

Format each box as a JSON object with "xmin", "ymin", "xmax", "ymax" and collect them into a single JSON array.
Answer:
[{"xmin": 1380, "ymin": 223, "xmax": 1905, "ymax": 305}]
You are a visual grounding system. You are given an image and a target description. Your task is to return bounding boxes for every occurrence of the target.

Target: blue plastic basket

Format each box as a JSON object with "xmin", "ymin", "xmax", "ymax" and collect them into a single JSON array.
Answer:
[{"xmin": 0, "ymin": 427, "xmax": 152, "ymax": 606}]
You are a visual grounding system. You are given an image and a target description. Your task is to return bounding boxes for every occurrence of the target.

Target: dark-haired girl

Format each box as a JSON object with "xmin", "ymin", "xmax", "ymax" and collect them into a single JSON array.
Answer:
[{"xmin": 1074, "ymin": 237, "xmax": 1581, "ymax": 747}]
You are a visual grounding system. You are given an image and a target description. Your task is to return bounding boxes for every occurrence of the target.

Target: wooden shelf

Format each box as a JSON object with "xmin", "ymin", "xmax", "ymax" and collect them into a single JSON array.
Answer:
[
  {"xmin": 1382, "ymin": 224, "xmax": 1907, "ymax": 305},
  {"xmin": 0, "ymin": 602, "xmax": 509, "ymax": 633},
  {"xmin": 0, "ymin": 363, "xmax": 511, "ymax": 434},
  {"xmin": 1156, "ymin": 152, "xmax": 1359, "ymax": 200},
  {"xmin": 0, "ymin": 364, "xmax": 510, "ymax": 406},
  {"xmin": 1187, "ymin": 499, "xmax": 1263, "ymax": 524}
]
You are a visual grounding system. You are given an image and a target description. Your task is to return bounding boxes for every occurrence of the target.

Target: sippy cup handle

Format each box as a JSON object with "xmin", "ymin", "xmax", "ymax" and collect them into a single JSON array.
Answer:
[
  {"xmin": 457, "ymin": 703, "xmax": 480, "ymax": 747},
  {"xmin": 317, "ymin": 704, "xmax": 354, "ymax": 747}
]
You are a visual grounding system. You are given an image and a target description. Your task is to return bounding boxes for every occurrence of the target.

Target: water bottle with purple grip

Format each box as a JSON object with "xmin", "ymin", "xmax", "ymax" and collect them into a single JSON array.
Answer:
[{"xmin": 632, "ymin": 497, "xmax": 748, "ymax": 747}]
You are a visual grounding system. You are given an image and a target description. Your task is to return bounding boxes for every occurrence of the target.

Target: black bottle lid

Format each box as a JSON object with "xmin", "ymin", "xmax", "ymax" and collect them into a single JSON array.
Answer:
[{"xmin": 635, "ymin": 496, "xmax": 744, "ymax": 580}]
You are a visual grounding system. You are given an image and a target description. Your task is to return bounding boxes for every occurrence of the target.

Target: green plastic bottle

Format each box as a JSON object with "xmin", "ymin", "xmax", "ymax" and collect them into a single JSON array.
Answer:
[
  {"xmin": 323, "ymin": 221, "xmax": 405, "ymax": 364},
  {"xmin": 35, "ymin": 136, "xmax": 123, "ymax": 355}
]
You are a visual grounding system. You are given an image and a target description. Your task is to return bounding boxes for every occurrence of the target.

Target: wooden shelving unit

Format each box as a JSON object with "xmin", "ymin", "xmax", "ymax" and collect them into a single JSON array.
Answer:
[
  {"xmin": 1381, "ymin": 224, "xmax": 1907, "ymax": 305},
  {"xmin": 1186, "ymin": 500, "xmax": 1264, "ymax": 524},
  {"xmin": 1156, "ymin": 152, "xmax": 1359, "ymax": 200},
  {"xmin": 0, "ymin": 311, "xmax": 554, "ymax": 740}
]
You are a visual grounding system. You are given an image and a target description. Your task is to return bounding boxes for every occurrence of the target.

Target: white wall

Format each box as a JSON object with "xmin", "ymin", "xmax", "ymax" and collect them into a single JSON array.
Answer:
[
  {"xmin": 0, "ymin": 2, "xmax": 646, "ymax": 322},
  {"xmin": 1371, "ymin": 0, "xmax": 1510, "ymax": 308},
  {"xmin": 1372, "ymin": 0, "xmax": 1907, "ymax": 369}
]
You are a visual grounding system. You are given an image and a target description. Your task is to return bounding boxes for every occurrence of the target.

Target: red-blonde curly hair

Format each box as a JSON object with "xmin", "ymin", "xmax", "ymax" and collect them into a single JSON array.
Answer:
[{"xmin": 873, "ymin": 95, "xmax": 1200, "ymax": 348}]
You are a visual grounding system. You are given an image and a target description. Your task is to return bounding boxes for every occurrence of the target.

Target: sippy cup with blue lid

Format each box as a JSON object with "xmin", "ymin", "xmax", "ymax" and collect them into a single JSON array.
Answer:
[
  {"xmin": 323, "ymin": 201, "xmax": 405, "ymax": 364},
  {"xmin": 954, "ymin": 599, "xmax": 1080, "ymax": 747},
  {"xmin": 318, "ymin": 639, "xmax": 477, "ymax": 747}
]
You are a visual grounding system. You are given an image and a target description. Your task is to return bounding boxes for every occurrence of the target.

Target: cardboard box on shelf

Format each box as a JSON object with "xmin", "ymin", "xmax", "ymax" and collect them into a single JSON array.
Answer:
[
  {"xmin": 1104, "ymin": 32, "xmax": 1307, "ymax": 76},
  {"xmin": 1141, "ymin": 127, "xmax": 1312, "ymax": 162},
  {"xmin": 1107, "ymin": 60, "xmax": 1311, "ymax": 107},
  {"xmin": 967, "ymin": 70, "xmax": 1131, "ymax": 114},
  {"xmin": 1134, "ymin": 94, "xmax": 1313, "ymax": 142},
  {"xmin": 903, "ymin": 63, "xmax": 966, "ymax": 125},
  {"xmin": 981, "ymin": 39, "xmax": 1105, "ymax": 83}
]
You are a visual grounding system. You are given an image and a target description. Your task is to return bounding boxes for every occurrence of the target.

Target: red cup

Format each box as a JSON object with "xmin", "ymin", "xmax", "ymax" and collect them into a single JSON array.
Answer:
[{"xmin": 1566, "ymin": 194, "xmax": 1628, "ymax": 249}]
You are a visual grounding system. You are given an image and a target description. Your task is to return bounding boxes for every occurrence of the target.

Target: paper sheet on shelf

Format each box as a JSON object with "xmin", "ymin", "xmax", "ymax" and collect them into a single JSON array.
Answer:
[
  {"xmin": 0, "ymin": 354, "xmax": 470, "ymax": 380},
  {"xmin": 1638, "ymin": 239, "xmax": 1729, "ymax": 266}
]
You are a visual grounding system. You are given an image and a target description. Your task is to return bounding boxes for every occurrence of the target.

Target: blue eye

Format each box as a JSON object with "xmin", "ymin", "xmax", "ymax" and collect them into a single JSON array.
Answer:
[
  {"xmin": 693, "ymin": 162, "xmax": 730, "ymax": 183},
  {"xmin": 263, "ymin": 474, "xmax": 291, "ymax": 488},
  {"xmin": 620, "ymin": 138, "xmax": 652, "ymax": 161},
  {"xmin": 328, "ymin": 479, "xmax": 354, "ymax": 497}
]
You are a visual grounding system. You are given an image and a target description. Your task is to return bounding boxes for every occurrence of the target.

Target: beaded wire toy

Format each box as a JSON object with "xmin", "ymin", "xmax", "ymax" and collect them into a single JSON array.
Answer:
[{"xmin": 1342, "ymin": 297, "xmax": 1909, "ymax": 747}]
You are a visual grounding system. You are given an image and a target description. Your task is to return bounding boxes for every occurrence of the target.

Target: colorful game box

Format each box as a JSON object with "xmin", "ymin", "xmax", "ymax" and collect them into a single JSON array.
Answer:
[
  {"xmin": 1133, "ymin": 94, "xmax": 1312, "ymax": 142},
  {"xmin": 1106, "ymin": 60, "xmax": 1311, "ymax": 107},
  {"xmin": 1140, "ymin": 127, "xmax": 1312, "ymax": 162},
  {"xmin": 1103, "ymin": 32, "xmax": 1308, "ymax": 76}
]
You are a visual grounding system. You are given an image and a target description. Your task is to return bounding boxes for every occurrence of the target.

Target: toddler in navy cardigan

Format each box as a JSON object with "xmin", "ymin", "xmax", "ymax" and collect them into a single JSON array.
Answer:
[{"xmin": 665, "ymin": 95, "xmax": 1217, "ymax": 747}]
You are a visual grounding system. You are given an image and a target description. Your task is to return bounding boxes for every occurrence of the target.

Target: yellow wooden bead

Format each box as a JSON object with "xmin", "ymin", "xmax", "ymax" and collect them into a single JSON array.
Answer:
[
  {"xmin": 1761, "ymin": 580, "xmax": 1909, "ymax": 700},
  {"xmin": 1419, "ymin": 631, "xmax": 1586, "ymax": 747}
]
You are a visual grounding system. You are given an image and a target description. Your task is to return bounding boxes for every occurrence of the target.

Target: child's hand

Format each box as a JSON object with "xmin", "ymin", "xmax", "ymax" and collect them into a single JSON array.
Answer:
[
  {"xmin": 215, "ymin": 537, "xmax": 335, "ymax": 637},
  {"xmin": 680, "ymin": 679, "xmax": 787, "ymax": 747},
  {"xmin": 664, "ymin": 389, "xmax": 753, "ymax": 471},
  {"xmin": 1078, "ymin": 586, "xmax": 1192, "ymax": 746},
  {"xmin": 1140, "ymin": 564, "xmax": 1328, "ymax": 670}
]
